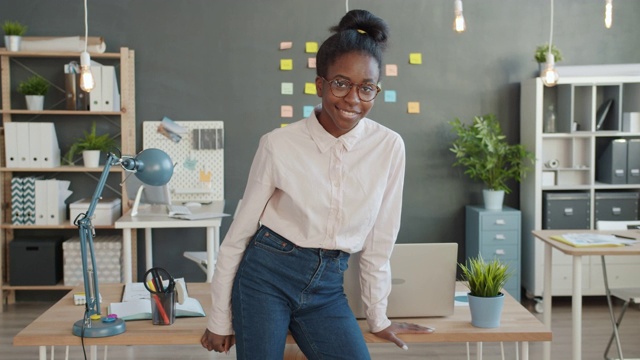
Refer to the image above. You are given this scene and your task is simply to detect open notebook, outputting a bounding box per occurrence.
[108,278,205,320]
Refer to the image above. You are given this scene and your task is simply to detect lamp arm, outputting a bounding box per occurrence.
[76,152,119,317]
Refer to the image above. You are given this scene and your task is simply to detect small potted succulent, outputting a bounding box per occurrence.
[17,75,49,111]
[534,43,563,70]
[64,122,117,167]
[2,20,27,52]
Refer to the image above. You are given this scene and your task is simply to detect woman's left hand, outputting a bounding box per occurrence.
[372,321,434,350]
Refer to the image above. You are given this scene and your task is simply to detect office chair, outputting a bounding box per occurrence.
[183,199,242,273]
[595,220,640,360]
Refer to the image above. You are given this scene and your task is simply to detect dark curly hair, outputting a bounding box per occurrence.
[316,9,389,79]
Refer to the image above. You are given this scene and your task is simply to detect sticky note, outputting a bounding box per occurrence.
[303,106,314,117]
[305,42,319,53]
[281,82,293,95]
[308,57,316,68]
[384,90,397,103]
[281,105,293,118]
[304,82,317,95]
[409,53,423,65]
[280,59,293,70]
[280,41,292,50]
[281,123,289,127]
[407,102,420,114]
[385,64,398,76]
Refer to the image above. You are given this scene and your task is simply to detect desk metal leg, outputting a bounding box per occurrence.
[476,342,482,360]
[601,255,624,359]
[122,230,132,283]
[572,255,582,360]
[206,226,217,282]
[145,228,153,271]
[542,243,553,360]
[39,346,45,360]
[521,341,528,360]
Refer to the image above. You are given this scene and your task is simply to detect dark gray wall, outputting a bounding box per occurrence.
[3,0,640,281]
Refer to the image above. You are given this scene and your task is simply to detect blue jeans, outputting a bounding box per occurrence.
[232,226,370,360]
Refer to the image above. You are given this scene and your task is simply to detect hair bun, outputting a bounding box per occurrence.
[332,9,389,49]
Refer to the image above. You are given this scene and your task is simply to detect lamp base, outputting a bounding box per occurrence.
[72,317,126,338]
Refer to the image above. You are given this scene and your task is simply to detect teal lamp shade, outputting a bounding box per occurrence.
[122,148,174,186]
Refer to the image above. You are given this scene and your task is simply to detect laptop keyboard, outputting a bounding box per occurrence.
[167,204,191,216]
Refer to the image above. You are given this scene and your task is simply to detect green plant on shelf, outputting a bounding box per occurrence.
[64,122,117,165]
[2,20,27,36]
[17,75,49,96]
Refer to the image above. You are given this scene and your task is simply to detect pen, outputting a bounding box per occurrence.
[613,234,636,240]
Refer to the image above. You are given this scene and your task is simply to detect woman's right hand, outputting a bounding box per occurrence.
[201,328,235,353]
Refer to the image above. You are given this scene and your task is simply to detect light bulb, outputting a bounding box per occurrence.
[79,51,95,92]
[541,53,559,87]
[605,0,613,29]
[453,0,466,33]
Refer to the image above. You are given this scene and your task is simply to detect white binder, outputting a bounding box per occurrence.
[15,123,31,168]
[89,65,103,111]
[46,179,72,225]
[34,179,48,225]
[4,122,19,167]
[101,66,120,112]
[28,123,61,168]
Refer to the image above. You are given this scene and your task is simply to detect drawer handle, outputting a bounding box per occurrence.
[495,234,506,240]
[495,219,506,225]
[612,207,621,215]
[564,208,573,216]
[495,249,506,255]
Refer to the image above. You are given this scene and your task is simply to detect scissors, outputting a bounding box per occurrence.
[143,267,175,294]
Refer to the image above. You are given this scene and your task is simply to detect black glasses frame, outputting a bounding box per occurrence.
[320,77,381,102]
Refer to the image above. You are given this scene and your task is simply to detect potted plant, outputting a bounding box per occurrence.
[64,122,116,167]
[2,20,27,52]
[449,114,535,209]
[534,43,563,69]
[459,255,513,328]
[17,75,49,111]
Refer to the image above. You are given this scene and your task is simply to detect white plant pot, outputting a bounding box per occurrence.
[4,35,22,52]
[483,189,505,210]
[25,95,44,111]
[82,150,101,168]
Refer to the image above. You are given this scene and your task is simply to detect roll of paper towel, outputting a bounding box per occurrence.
[623,112,640,133]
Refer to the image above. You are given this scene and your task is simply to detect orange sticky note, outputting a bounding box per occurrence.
[280,41,293,50]
[409,53,423,65]
[407,102,420,114]
[281,105,293,118]
[307,57,316,69]
[305,42,318,53]
[280,59,293,70]
[385,64,398,76]
[304,82,316,95]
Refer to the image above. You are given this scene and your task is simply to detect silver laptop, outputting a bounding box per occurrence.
[344,242,458,318]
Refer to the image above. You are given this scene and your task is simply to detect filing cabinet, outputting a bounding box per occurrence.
[465,205,521,301]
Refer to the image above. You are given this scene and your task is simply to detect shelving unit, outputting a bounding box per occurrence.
[0,48,135,309]
[520,75,640,303]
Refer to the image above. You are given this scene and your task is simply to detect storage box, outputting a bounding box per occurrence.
[9,237,65,285]
[595,192,639,222]
[63,235,122,286]
[542,171,556,186]
[543,192,591,229]
[69,198,121,226]
[623,112,640,133]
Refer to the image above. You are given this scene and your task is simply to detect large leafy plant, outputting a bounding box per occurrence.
[64,122,116,165]
[459,255,512,298]
[449,114,534,193]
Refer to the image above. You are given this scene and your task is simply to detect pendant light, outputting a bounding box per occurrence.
[79,0,95,92]
[604,0,613,29]
[541,0,559,87]
[453,0,466,33]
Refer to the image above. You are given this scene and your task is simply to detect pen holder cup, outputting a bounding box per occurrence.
[150,291,176,325]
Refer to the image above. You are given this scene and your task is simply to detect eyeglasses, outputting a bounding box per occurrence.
[321,77,381,102]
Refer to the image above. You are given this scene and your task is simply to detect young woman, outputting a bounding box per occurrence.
[201,9,433,359]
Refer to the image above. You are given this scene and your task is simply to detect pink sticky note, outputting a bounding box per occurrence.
[281,105,293,118]
[308,57,316,69]
[280,41,293,50]
[386,64,398,76]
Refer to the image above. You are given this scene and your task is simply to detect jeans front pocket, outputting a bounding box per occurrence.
[253,226,296,255]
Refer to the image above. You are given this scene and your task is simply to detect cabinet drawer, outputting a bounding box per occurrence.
[480,244,519,262]
[480,230,519,246]
[481,214,520,231]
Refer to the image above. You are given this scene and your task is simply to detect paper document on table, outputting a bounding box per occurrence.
[551,233,636,247]
[169,212,229,220]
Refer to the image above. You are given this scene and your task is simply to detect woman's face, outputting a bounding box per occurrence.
[315,52,379,137]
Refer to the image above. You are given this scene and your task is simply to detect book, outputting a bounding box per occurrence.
[108,280,206,321]
[550,233,636,247]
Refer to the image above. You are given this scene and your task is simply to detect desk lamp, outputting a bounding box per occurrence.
[72,148,173,337]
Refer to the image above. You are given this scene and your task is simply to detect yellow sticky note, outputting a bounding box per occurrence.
[280,59,293,70]
[409,53,423,65]
[407,102,420,114]
[281,105,293,118]
[307,57,316,69]
[305,42,319,53]
[280,123,289,128]
[280,41,292,50]
[304,82,317,95]
[385,64,398,76]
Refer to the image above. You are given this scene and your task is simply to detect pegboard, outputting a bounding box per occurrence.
[143,121,224,202]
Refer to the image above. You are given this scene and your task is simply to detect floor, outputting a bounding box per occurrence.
[2,296,640,359]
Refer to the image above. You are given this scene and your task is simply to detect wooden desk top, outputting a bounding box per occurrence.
[532,229,640,256]
[14,283,550,347]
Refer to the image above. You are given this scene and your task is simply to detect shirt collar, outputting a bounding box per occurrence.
[307,105,365,153]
